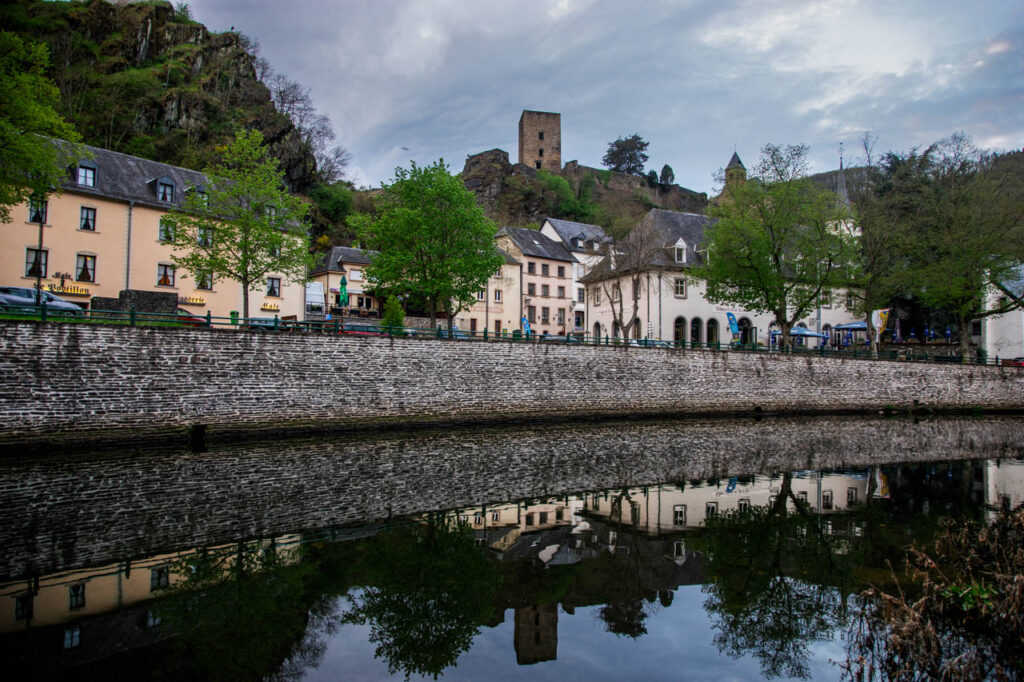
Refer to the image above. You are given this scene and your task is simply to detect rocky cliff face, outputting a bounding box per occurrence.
[4,0,315,191]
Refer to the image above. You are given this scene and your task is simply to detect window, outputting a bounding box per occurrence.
[675,247,686,263]
[673,504,687,526]
[592,498,600,511]
[69,584,85,610]
[75,254,95,282]
[797,490,808,503]
[738,498,750,513]
[556,309,565,325]
[527,262,536,274]
[821,289,832,308]
[14,594,31,621]
[266,277,281,297]
[158,182,175,202]
[491,511,499,522]
[527,305,536,323]
[350,269,363,281]
[80,207,96,231]
[477,290,486,301]
[157,264,175,287]
[525,513,534,526]
[538,131,544,140]
[28,199,47,224]
[557,286,565,298]
[77,166,96,187]
[541,263,549,276]
[541,306,549,323]
[556,509,564,521]
[557,265,565,278]
[494,266,502,278]
[541,284,549,297]
[146,610,162,628]
[846,292,855,309]
[673,541,686,558]
[612,284,621,302]
[473,513,482,525]
[494,289,502,302]
[527,283,536,295]
[64,626,81,649]
[197,226,212,247]
[538,148,544,157]
[535,161,541,169]
[674,278,686,298]
[196,271,213,290]
[25,248,47,277]
[151,567,169,592]
[705,502,718,520]
[822,490,833,510]
[847,487,858,505]
[158,219,174,242]
[593,287,601,304]
[577,288,585,303]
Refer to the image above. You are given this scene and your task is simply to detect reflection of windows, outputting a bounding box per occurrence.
[28,199,47,224]
[75,254,95,282]
[151,567,169,592]
[146,610,162,628]
[847,487,858,505]
[473,513,482,525]
[64,626,81,649]
[80,207,96,231]
[491,511,499,522]
[797,490,808,503]
[630,503,638,524]
[556,508,564,521]
[592,498,600,511]
[673,504,687,526]
[15,594,31,621]
[705,502,718,519]
[69,584,85,610]
[673,541,686,557]
[25,248,47,277]
[266,277,281,297]
[738,498,750,513]
[157,264,175,287]
[525,513,534,526]
[539,511,549,525]
[822,490,833,510]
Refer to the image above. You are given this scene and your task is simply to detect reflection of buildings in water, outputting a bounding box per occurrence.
[982,459,1024,521]
[514,603,558,665]
[582,471,871,534]
[445,498,583,554]
[0,535,301,673]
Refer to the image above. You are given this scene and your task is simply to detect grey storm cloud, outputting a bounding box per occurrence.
[189,0,1023,193]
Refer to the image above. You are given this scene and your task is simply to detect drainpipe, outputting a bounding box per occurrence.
[125,201,134,290]
[519,261,524,333]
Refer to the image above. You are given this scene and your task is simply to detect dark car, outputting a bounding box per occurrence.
[340,323,386,337]
[0,286,84,316]
[540,333,581,344]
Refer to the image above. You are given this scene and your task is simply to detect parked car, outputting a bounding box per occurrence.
[341,323,386,337]
[1008,357,1024,367]
[540,333,581,344]
[176,309,207,327]
[627,338,672,348]
[244,318,279,331]
[0,287,84,316]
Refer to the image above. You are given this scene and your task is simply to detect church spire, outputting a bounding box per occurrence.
[836,142,849,207]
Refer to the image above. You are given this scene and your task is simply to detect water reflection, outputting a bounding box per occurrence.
[1,416,1022,679]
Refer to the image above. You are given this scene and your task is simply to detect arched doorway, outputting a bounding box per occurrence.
[593,321,602,341]
[612,321,622,339]
[738,317,753,345]
[674,317,686,345]
[706,318,719,346]
[690,317,702,347]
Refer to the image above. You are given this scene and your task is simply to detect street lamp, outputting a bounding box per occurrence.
[31,193,46,309]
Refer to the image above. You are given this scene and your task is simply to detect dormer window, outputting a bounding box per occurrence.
[77,165,96,187]
[674,239,687,264]
[158,182,175,203]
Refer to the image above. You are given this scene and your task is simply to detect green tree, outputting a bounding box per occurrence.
[380,294,406,334]
[0,31,81,223]
[352,160,503,332]
[602,133,649,175]
[660,164,675,185]
[161,129,313,319]
[696,143,858,349]
[877,135,1023,359]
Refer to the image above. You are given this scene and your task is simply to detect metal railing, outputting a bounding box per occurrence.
[0,303,1010,368]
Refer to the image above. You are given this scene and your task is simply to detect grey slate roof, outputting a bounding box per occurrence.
[642,209,717,267]
[497,226,576,263]
[56,140,208,210]
[497,246,521,265]
[726,152,745,170]
[544,217,611,253]
[312,246,377,274]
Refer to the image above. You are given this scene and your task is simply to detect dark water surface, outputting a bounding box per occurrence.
[1,415,1022,680]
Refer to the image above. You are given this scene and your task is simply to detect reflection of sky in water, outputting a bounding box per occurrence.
[304,587,844,681]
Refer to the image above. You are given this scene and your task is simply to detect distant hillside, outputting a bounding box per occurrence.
[462,149,708,234]
[1,0,316,192]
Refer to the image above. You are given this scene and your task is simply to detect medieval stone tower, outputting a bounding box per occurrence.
[725,151,746,186]
[518,110,561,172]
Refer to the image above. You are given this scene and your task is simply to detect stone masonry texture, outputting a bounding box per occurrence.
[1,322,1023,444]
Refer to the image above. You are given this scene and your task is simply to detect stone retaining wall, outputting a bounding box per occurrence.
[1,321,1022,443]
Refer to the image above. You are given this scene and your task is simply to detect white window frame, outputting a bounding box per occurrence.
[494,289,502,302]
[674,278,687,298]
[266,277,281,297]
[77,166,96,187]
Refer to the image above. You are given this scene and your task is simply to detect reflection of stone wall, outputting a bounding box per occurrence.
[1,415,1022,581]
[514,603,558,664]
[1,323,1023,444]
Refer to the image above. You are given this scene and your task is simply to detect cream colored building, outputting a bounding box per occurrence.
[309,246,382,319]
[539,217,611,334]
[1,143,305,320]
[454,248,522,336]
[495,226,576,336]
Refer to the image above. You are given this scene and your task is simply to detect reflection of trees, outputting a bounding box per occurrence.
[342,517,500,679]
[155,540,330,681]
[694,473,855,679]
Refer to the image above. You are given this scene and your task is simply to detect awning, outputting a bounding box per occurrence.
[770,327,829,339]
[833,321,867,330]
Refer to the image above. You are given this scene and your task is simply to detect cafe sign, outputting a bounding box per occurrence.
[178,295,206,306]
[45,283,90,297]
[261,302,281,311]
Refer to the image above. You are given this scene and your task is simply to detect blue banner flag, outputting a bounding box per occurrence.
[726,312,739,336]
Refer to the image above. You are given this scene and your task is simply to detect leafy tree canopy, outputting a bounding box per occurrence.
[697,143,857,348]
[660,164,675,185]
[602,133,649,175]
[161,129,313,319]
[0,31,81,222]
[352,159,503,330]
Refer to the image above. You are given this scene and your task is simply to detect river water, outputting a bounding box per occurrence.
[1,415,1022,680]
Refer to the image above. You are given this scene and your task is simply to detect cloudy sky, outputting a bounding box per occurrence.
[187,0,1023,195]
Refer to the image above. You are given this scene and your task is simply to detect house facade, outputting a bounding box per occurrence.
[453,247,522,336]
[309,246,381,319]
[539,217,611,334]
[495,227,576,336]
[0,143,305,320]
